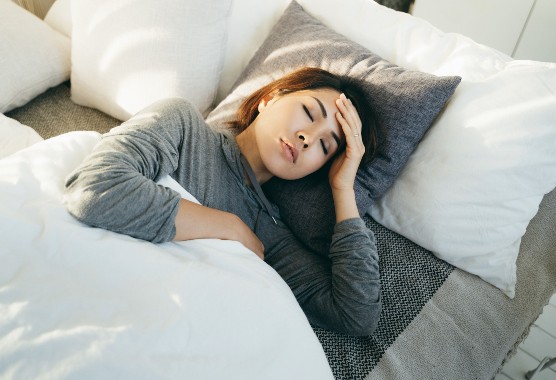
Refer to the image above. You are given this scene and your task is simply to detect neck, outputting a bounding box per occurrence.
[235,127,273,185]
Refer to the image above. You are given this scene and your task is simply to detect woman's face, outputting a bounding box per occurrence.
[252,88,345,180]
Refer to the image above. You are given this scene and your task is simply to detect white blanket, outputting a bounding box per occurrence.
[0,131,333,379]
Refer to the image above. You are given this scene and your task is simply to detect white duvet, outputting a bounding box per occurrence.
[0,130,333,379]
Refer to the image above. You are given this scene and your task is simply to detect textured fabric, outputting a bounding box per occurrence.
[206,1,461,254]
[70,0,232,121]
[0,0,70,113]
[365,188,556,380]
[315,215,454,379]
[6,83,120,139]
[64,98,381,336]
[313,188,556,380]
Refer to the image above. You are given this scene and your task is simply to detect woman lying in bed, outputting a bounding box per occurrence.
[64,67,382,336]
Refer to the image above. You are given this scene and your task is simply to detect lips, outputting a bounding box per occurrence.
[280,139,298,163]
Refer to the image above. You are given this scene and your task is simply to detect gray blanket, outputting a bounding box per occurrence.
[8,84,556,380]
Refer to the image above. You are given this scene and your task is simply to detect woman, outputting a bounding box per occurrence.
[65,67,382,336]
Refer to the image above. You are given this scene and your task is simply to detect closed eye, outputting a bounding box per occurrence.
[303,105,314,122]
[320,140,328,155]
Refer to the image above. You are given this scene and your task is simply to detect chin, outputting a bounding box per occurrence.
[272,171,295,181]
[265,158,317,181]
[276,169,309,181]
[269,167,300,181]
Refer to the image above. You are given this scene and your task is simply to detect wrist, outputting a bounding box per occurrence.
[174,199,241,241]
[332,188,359,223]
[331,186,355,196]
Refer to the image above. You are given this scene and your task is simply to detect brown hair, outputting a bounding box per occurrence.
[230,67,383,164]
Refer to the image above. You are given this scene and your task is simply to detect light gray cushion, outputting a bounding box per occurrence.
[206,1,460,253]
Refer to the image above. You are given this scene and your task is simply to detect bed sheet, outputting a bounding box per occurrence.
[0,131,334,379]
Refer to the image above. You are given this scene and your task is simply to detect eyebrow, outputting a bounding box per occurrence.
[311,96,327,118]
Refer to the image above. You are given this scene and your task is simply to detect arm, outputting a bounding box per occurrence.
[263,216,381,336]
[174,199,264,258]
[65,98,263,254]
[321,218,380,336]
[64,100,187,243]
[311,93,381,334]
[329,93,365,223]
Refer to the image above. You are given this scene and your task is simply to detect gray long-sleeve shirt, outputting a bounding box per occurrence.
[64,98,381,336]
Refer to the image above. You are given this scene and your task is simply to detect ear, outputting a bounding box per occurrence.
[257,91,278,113]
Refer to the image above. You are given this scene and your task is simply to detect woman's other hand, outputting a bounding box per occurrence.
[228,214,265,259]
[174,199,265,259]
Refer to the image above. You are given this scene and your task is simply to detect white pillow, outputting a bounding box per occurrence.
[71,0,232,121]
[0,0,70,113]
[371,61,556,297]
[216,0,290,102]
[44,0,72,38]
[0,114,43,159]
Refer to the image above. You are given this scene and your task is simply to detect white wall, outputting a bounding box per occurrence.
[411,0,556,62]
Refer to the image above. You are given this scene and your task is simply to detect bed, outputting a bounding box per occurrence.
[1,0,555,379]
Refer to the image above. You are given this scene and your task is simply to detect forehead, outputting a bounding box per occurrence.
[288,88,341,119]
[294,88,341,102]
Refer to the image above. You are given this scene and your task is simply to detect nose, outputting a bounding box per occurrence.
[297,132,309,149]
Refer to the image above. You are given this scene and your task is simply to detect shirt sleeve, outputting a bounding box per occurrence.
[64,98,204,243]
[263,217,381,336]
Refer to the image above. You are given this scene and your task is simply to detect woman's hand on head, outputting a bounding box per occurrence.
[329,93,365,192]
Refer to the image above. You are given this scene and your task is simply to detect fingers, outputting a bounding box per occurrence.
[335,93,364,153]
[330,94,365,191]
[336,93,361,133]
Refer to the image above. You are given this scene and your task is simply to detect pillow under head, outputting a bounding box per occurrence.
[206,1,460,253]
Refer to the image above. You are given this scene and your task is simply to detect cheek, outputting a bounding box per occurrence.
[282,152,327,180]
[304,150,329,172]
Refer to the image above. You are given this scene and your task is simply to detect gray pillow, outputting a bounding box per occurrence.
[206,1,461,253]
